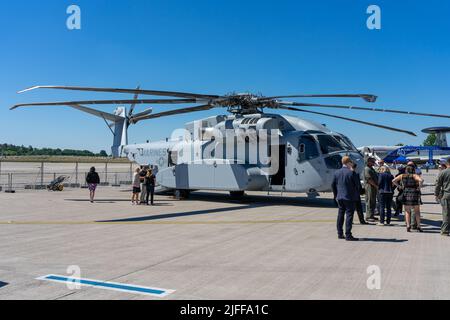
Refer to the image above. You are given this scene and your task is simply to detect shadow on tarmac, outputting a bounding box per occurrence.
[66,191,338,223]
[358,238,408,243]
[96,204,259,223]
[65,199,174,206]
[188,192,337,208]
[66,191,336,208]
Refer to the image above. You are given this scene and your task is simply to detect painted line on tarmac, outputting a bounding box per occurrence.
[37,275,175,297]
[0,219,335,225]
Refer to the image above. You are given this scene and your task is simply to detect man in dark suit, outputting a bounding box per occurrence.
[332,156,360,241]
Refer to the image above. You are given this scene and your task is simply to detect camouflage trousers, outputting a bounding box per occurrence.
[441,199,450,235]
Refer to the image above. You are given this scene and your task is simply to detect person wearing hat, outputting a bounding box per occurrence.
[331,156,360,241]
[438,160,448,171]
[364,157,379,222]
[435,158,450,236]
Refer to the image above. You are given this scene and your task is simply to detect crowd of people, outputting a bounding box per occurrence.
[332,156,450,241]
[84,165,157,205]
[84,156,450,238]
[132,166,157,205]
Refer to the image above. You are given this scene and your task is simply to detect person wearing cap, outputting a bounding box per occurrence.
[438,161,447,171]
[435,158,450,236]
[331,156,360,241]
[364,157,379,222]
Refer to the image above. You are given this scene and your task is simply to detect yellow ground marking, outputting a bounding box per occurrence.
[0,219,335,225]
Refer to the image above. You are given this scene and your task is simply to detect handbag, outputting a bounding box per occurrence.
[397,178,405,203]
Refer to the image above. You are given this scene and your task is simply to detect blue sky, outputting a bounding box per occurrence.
[1,0,449,152]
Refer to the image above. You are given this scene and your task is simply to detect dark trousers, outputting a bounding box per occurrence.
[376,192,382,216]
[337,200,355,238]
[355,198,365,224]
[379,193,393,224]
[395,190,403,215]
[146,185,155,205]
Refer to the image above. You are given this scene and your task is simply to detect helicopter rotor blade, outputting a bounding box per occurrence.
[276,101,450,119]
[128,85,140,118]
[261,94,377,103]
[18,85,223,100]
[130,104,215,124]
[11,98,207,109]
[276,105,417,137]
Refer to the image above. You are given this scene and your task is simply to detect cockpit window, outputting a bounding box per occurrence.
[298,134,320,162]
[341,135,357,150]
[333,135,355,151]
[317,135,345,154]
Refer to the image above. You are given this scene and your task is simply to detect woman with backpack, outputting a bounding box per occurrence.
[86,167,100,203]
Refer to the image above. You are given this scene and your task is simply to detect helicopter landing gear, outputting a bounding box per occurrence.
[229,191,245,199]
[174,189,190,200]
[307,189,319,199]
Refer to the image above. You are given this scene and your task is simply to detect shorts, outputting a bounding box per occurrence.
[133,187,141,194]
[88,183,97,192]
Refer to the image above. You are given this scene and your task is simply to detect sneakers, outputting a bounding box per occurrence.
[377,222,385,226]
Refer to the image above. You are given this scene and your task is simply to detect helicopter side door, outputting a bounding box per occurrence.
[285,133,324,192]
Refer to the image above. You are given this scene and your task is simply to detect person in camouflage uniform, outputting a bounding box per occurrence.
[364,157,379,221]
[435,158,450,236]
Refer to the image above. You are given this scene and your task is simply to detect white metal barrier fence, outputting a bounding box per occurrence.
[0,161,135,191]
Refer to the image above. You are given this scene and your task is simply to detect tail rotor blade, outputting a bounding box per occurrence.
[128,85,140,118]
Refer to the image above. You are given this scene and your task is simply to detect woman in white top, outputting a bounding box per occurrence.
[132,167,141,205]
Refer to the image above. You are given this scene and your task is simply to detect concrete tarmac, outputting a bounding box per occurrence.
[0,188,448,300]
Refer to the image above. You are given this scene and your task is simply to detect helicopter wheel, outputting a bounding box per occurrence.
[174,189,190,200]
[229,191,245,199]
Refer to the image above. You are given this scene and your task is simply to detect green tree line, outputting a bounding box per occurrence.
[0,144,108,157]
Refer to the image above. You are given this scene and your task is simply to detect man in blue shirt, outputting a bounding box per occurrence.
[332,156,361,241]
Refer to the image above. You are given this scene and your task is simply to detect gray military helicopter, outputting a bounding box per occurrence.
[12,86,450,198]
